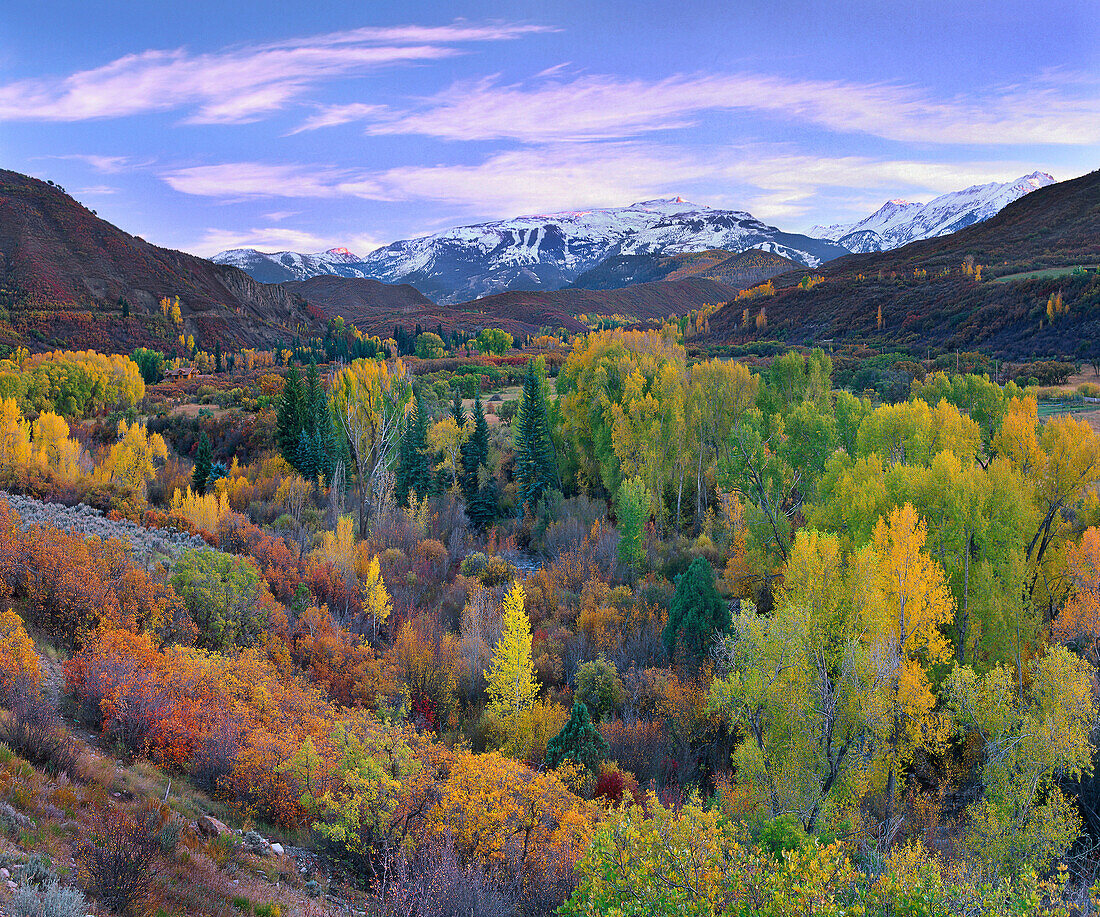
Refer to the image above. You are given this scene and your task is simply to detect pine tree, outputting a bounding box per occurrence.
[192,432,213,496]
[276,367,305,467]
[486,581,538,714]
[395,388,430,506]
[460,392,489,502]
[663,557,728,665]
[545,701,608,774]
[513,359,557,515]
[214,341,223,374]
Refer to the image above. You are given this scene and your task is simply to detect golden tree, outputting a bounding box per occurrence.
[486,582,539,715]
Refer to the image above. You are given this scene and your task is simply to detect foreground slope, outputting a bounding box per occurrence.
[705,170,1100,359]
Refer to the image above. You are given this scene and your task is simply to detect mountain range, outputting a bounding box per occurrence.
[213,174,1054,302]
[810,172,1056,253]
[215,198,851,303]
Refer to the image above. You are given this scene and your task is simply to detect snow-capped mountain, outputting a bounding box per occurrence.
[211,247,374,284]
[356,198,849,303]
[214,199,850,304]
[811,172,1056,254]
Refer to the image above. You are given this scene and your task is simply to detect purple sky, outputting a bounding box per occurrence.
[1,0,1097,256]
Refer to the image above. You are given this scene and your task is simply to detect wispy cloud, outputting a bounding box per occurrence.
[51,153,135,173]
[288,103,388,134]
[0,22,551,124]
[162,162,362,199]
[360,70,1100,146]
[193,226,385,258]
[160,146,1040,226]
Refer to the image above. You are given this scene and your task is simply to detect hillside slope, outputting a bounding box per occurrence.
[572,248,802,291]
[705,170,1100,360]
[0,169,315,352]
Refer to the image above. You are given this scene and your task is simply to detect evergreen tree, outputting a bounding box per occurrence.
[303,359,340,485]
[513,359,558,515]
[214,341,223,374]
[467,475,499,531]
[663,557,729,665]
[451,388,466,427]
[192,432,212,496]
[296,427,318,482]
[395,388,431,506]
[276,367,305,467]
[545,701,608,774]
[460,392,489,502]
[486,582,538,714]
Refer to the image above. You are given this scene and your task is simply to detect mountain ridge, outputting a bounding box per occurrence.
[214,198,851,304]
[810,172,1055,254]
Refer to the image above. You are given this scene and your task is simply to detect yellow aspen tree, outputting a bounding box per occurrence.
[0,398,31,467]
[486,581,539,715]
[98,420,168,497]
[31,411,82,479]
[358,553,392,639]
[857,503,953,845]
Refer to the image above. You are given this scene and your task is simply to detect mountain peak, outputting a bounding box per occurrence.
[811,172,1056,253]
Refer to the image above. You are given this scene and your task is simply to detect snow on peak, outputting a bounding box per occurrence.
[810,172,1055,253]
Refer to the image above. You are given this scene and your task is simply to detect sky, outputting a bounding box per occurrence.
[1,0,1097,257]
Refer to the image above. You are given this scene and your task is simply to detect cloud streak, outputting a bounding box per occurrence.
[355,70,1100,146]
[0,22,551,124]
[160,146,1041,226]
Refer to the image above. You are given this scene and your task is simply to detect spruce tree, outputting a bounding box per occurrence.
[663,557,729,665]
[395,388,430,506]
[545,701,608,774]
[451,388,466,427]
[276,367,305,467]
[467,475,499,530]
[460,392,489,503]
[214,341,223,374]
[192,433,213,496]
[513,359,557,515]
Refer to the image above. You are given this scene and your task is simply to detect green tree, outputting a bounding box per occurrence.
[451,388,465,427]
[664,557,728,664]
[192,432,212,496]
[414,332,445,359]
[129,348,164,385]
[395,388,431,506]
[545,701,608,774]
[460,392,489,502]
[170,549,271,651]
[616,476,649,575]
[476,328,513,356]
[574,656,625,721]
[486,582,538,714]
[513,358,557,514]
[946,645,1096,879]
[277,366,306,467]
